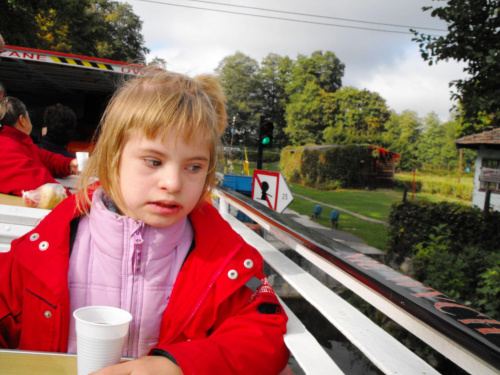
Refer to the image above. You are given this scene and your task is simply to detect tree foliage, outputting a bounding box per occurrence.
[382,110,422,171]
[412,0,500,134]
[285,81,327,145]
[284,50,345,145]
[258,53,293,148]
[322,87,390,145]
[0,0,149,63]
[286,50,344,97]
[215,52,262,146]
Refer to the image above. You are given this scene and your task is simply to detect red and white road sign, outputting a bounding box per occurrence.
[252,170,293,213]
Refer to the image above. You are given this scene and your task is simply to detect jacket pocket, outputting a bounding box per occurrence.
[20,288,60,351]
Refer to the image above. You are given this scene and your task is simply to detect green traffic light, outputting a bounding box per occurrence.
[262,136,271,145]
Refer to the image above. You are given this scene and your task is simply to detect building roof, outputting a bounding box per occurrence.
[455,128,500,150]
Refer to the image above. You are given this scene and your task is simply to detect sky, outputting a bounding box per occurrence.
[124,0,469,123]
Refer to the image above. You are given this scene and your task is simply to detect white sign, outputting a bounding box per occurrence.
[480,168,500,183]
[252,170,293,213]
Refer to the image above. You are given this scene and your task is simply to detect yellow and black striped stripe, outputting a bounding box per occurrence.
[49,56,113,71]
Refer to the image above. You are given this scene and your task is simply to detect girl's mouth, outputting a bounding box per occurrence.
[149,201,181,214]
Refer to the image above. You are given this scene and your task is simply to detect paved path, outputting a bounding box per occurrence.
[282,207,384,256]
[293,193,389,227]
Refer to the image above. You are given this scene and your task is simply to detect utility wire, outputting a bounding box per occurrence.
[184,0,447,32]
[131,0,446,36]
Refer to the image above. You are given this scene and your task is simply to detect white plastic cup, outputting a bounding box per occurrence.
[73,306,133,375]
[76,152,89,172]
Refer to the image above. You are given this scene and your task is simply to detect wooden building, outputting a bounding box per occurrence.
[456,128,500,212]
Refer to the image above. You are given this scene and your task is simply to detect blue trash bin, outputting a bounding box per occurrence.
[312,205,323,218]
[330,210,339,228]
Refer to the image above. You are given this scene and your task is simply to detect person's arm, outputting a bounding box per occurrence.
[36,147,74,178]
[0,143,64,196]
[91,356,183,375]
[158,272,288,375]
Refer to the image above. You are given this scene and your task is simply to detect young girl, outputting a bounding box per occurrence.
[0,71,289,374]
[0,96,78,196]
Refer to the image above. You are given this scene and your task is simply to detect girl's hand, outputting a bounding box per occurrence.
[70,158,79,175]
[91,356,183,375]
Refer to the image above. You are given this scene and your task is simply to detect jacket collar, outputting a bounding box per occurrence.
[0,124,32,144]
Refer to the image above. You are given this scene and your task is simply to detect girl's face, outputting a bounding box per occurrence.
[118,129,210,227]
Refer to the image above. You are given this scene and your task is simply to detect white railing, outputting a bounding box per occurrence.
[214,186,500,375]
[0,204,49,253]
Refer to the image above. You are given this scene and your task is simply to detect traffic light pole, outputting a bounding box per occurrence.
[257,116,264,170]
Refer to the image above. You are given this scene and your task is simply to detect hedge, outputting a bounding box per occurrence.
[387,201,500,318]
[280,145,377,189]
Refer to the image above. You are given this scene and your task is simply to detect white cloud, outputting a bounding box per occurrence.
[127,0,469,124]
[353,49,468,122]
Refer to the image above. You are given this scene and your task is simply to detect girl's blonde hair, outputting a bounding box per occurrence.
[78,70,227,213]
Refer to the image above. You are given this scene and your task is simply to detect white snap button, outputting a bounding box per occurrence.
[44,310,52,319]
[228,269,238,280]
[39,241,49,251]
[244,259,254,269]
[30,233,40,241]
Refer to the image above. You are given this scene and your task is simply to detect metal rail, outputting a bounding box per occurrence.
[214,186,500,375]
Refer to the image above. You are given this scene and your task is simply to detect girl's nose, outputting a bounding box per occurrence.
[159,168,182,192]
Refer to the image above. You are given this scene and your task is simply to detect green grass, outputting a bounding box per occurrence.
[222,159,472,252]
[290,183,404,222]
[289,195,389,251]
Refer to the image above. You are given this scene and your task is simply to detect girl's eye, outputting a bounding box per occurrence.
[146,159,161,167]
[187,164,201,172]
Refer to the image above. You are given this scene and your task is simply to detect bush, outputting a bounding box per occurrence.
[387,201,500,319]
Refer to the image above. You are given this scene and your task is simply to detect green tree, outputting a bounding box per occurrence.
[286,50,344,97]
[417,112,447,168]
[258,53,293,148]
[0,0,149,63]
[88,0,149,63]
[215,52,262,146]
[322,87,390,145]
[148,56,167,70]
[285,81,327,145]
[284,51,345,145]
[382,110,422,171]
[412,0,500,134]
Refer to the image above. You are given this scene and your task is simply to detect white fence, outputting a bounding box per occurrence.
[215,186,500,375]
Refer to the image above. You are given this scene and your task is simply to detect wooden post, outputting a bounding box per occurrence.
[484,187,492,217]
[458,148,463,183]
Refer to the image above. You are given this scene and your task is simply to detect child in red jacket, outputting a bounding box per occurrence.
[0,96,78,196]
[1,71,289,375]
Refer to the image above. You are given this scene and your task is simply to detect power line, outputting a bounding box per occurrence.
[184,0,447,32]
[131,0,446,36]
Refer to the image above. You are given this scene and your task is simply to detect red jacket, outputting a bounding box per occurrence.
[0,193,289,375]
[0,125,73,196]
